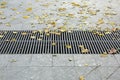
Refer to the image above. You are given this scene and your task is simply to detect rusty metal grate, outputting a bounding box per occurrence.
[0,30,120,54]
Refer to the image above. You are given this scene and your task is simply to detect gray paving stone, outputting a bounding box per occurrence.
[75,66,96,76]
[98,66,119,80]
[52,67,76,80]
[30,54,52,66]
[7,54,32,66]
[0,54,32,66]
[114,54,120,66]
[0,55,10,66]
[0,66,6,80]
[107,68,120,80]
[85,66,102,80]
[94,55,119,66]
[29,67,53,80]
[74,54,97,66]
[2,66,30,80]
[52,54,74,66]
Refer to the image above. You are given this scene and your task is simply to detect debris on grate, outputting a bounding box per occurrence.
[0,30,120,54]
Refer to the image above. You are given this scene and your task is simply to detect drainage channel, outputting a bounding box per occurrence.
[0,30,120,54]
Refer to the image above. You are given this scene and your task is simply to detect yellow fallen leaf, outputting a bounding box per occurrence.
[35,0,40,2]
[88,10,97,15]
[23,15,30,19]
[58,8,66,11]
[67,14,74,18]
[71,2,80,7]
[66,45,72,49]
[0,11,4,15]
[100,52,108,57]
[9,59,17,63]
[98,33,104,36]
[31,36,36,39]
[80,76,85,80]
[81,49,89,53]
[11,8,17,11]
[84,64,89,66]
[97,18,104,25]
[50,21,56,27]
[52,42,56,46]
[1,1,7,5]
[32,30,38,33]
[46,33,50,36]
[37,38,42,41]
[16,12,20,14]
[21,32,27,35]
[26,7,32,12]
[0,35,3,38]
[55,32,61,35]
[1,16,6,19]
[79,45,84,49]
[13,31,18,34]
[0,5,6,8]
[11,38,16,42]
[105,31,111,34]
[5,23,11,26]
[109,22,115,26]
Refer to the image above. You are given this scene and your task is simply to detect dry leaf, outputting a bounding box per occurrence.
[58,8,66,11]
[80,76,85,80]
[1,1,7,5]
[100,52,108,57]
[9,59,17,63]
[108,48,117,54]
[21,32,27,35]
[0,35,3,38]
[52,42,56,46]
[37,38,42,41]
[88,10,97,15]
[46,33,50,36]
[82,49,89,53]
[84,64,89,66]
[71,2,80,7]
[97,18,104,25]
[112,28,117,32]
[11,8,17,11]
[13,31,18,34]
[66,45,72,49]
[50,21,56,27]
[23,16,30,19]
[0,11,4,15]
[26,7,32,12]
[105,31,111,34]
[31,36,36,39]
[55,32,61,35]
[1,16,6,19]
[5,23,11,26]
[11,38,16,42]
[16,12,20,14]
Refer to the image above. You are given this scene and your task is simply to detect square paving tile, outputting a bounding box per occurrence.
[114,54,120,66]
[107,68,120,80]
[30,54,52,66]
[94,54,119,66]
[52,54,74,66]
[74,54,97,66]
[52,67,76,80]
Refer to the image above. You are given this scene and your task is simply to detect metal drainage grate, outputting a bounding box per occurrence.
[0,30,120,54]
